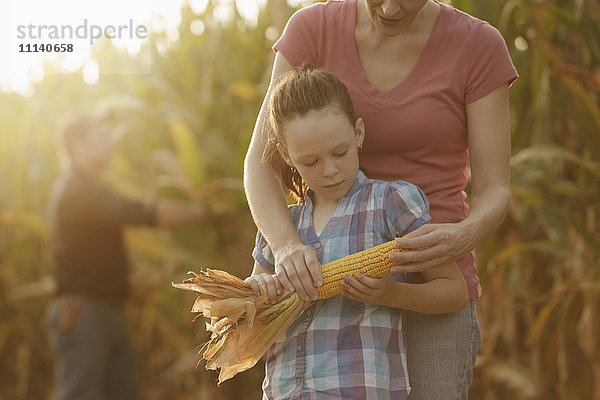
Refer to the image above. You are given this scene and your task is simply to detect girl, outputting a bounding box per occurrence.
[245,64,468,400]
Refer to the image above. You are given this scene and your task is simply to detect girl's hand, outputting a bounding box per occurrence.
[244,273,284,304]
[390,223,476,273]
[341,273,396,307]
[272,242,322,302]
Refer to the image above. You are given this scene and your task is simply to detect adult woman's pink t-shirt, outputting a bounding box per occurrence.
[273,0,518,299]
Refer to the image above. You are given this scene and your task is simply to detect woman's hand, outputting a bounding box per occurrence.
[390,222,477,273]
[245,273,284,304]
[341,273,396,307]
[273,242,323,302]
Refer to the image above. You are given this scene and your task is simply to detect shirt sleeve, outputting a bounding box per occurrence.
[252,230,275,272]
[99,192,157,226]
[465,21,518,104]
[272,4,323,67]
[384,182,431,238]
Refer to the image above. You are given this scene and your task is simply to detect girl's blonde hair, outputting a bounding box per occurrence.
[263,64,356,202]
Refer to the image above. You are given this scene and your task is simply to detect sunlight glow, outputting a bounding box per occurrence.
[82,59,99,85]
[1,0,268,95]
[190,19,206,36]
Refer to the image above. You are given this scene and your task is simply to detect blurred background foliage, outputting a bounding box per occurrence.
[0,0,598,399]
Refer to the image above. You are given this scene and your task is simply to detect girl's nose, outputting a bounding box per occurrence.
[322,159,338,177]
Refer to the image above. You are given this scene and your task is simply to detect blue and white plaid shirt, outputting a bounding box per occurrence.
[253,170,430,400]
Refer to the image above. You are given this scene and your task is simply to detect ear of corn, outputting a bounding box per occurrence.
[317,239,403,299]
[173,239,403,384]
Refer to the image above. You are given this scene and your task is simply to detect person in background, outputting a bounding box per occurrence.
[243,0,518,398]
[46,111,205,400]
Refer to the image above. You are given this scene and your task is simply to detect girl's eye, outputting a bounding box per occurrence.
[333,150,348,157]
[303,160,318,167]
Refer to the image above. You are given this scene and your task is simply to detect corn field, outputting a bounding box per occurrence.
[0,1,598,399]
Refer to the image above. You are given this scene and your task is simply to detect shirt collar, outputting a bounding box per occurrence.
[344,169,368,199]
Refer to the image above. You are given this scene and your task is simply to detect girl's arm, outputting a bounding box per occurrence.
[341,262,469,314]
[390,83,511,273]
[243,52,322,302]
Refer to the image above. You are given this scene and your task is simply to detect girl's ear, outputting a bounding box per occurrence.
[355,117,365,148]
[276,142,294,168]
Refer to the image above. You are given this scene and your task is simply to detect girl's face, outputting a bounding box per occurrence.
[277,106,365,204]
[363,0,429,36]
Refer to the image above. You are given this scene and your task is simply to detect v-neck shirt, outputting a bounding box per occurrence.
[273,0,518,299]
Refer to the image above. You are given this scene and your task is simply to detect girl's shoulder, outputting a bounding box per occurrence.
[364,177,428,207]
[360,178,430,238]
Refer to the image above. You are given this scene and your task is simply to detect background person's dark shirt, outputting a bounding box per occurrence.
[48,169,156,302]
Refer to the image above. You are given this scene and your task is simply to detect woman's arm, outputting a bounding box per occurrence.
[243,52,322,301]
[390,83,511,273]
[341,262,469,314]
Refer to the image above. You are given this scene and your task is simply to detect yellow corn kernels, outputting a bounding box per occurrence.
[317,240,404,299]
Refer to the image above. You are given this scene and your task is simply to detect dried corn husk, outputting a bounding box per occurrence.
[173,240,403,384]
[172,269,308,384]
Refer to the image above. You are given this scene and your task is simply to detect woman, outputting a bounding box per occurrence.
[243,0,517,398]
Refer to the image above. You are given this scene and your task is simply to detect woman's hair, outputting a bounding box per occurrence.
[263,64,356,203]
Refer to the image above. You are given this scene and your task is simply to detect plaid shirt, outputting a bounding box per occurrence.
[253,171,431,400]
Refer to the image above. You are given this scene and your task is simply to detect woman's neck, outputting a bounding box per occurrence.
[356,0,439,40]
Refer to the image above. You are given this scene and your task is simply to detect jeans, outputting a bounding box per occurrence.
[405,300,481,400]
[46,298,137,400]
